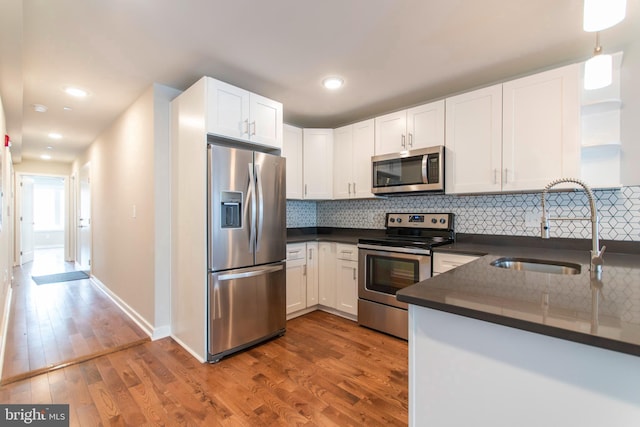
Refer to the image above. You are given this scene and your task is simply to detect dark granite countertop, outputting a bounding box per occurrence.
[286,227,385,245]
[398,238,640,357]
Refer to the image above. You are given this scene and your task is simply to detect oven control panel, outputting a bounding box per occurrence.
[386,213,453,230]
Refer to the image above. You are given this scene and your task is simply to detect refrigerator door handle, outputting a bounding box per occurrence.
[216,264,284,281]
[255,163,264,252]
[246,162,256,253]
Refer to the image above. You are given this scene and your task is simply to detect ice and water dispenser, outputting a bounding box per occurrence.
[220,191,242,228]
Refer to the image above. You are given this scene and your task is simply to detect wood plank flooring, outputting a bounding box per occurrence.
[2,249,149,384]
[0,311,409,426]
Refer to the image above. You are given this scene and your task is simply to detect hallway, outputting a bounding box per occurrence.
[1,249,149,384]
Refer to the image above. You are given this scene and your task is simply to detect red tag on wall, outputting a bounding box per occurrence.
[4,135,10,147]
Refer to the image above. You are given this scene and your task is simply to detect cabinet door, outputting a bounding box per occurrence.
[333,124,354,199]
[375,110,407,155]
[303,129,334,199]
[352,119,375,198]
[283,124,303,199]
[502,64,580,191]
[286,262,306,314]
[445,85,503,194]
[206,78,250,140]
[432,252,479,276]
[306,242,319,306]
[336,259,358,316]
[249,93,283,149]
[318,242,336,308]
[286,243,307,315]
[406,100,445,150]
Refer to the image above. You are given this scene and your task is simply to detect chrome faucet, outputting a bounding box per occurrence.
[540,178,606,274]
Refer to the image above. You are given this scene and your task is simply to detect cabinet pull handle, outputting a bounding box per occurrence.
[352,268,356,280]
[348,183,351,195]
[352,182,356,194]
[305,184,308,196]
[493,168,498,184]
[408,133,413,147]
[401,134,406,148]
[243,119,249,135]
[251,121,256,136]
[308,248,313,260]
[304,265,307,276]
[503,168,509,184]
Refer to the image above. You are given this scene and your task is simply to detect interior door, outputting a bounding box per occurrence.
[77,162,91,271]
[20,176,35,264]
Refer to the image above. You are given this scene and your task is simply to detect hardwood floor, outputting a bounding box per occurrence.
[1,249,149,384]
[0,311,409,426]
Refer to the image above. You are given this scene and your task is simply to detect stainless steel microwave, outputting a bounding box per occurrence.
[371,146,445,195]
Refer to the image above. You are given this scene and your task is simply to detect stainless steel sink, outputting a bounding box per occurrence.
[490,257,581,275]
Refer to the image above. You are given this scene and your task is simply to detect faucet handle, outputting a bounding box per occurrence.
[592,245,607,266]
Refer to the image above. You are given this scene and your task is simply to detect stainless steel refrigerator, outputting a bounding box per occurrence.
[207,141,286,362]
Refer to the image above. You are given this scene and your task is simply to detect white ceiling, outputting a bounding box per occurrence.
[1,0,638,163]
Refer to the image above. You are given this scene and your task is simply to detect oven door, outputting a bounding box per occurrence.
[358,246,431,309]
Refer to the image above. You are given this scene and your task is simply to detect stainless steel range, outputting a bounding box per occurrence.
[357,213,455,339]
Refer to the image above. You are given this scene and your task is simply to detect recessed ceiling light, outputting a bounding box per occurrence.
[33,104,48,113]
[322,77,344,90]
[40,154,52,160]
[63,106,72,111]
[48,132,62,140]
[47,146,54,150]
[65,86,88,97]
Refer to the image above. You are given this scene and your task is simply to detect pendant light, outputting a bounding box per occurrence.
[584,33,612,90]
[583,0,626,32]
[582,0,626,90]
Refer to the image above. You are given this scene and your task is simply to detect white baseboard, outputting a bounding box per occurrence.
[0,287,13,380]
[170,334,207,363]
[90,275,170,341]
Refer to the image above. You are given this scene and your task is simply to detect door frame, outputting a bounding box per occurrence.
[76,162,91,272]
[14,172,72,266]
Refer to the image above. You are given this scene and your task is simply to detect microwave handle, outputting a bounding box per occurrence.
[422,154,428,184]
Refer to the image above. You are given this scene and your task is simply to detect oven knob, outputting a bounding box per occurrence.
[440,218,447,224]
[431,218,437,224]
[396,218,402,223]
[389,218,395,223]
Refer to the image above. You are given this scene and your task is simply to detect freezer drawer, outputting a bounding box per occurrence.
[208,262,286,362]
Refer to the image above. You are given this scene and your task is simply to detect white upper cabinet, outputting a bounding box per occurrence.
[282,124,303,199]
[375,100,445,155]
[302,128,334,199]
[206,78,283,149]
[445,85,503,194]
[502,64,580,191]
[446,64,580,194]
[333,119,375,199]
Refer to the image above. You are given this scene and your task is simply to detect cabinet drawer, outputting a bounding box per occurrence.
[433,253,479,275]
[336,244,358,261]
[286,243,307,261]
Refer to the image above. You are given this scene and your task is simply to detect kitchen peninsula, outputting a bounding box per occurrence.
[397,241,640,427]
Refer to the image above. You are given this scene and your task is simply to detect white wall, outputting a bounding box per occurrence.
[72,83,180,339]
[0,92,15,374]
[621,37,640,185]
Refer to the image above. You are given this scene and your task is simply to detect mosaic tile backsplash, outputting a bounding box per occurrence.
[287,186,640,241]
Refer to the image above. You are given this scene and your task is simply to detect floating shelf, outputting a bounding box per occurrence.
[581,99,622,115]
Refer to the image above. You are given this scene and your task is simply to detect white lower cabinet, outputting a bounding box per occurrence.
[287,241,358,319]
[286,243,307,315]
[335,244,358,316]
[432,252,479,276]
[318,242,337,308]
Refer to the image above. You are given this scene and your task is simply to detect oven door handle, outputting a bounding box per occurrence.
[357,243,431,256]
